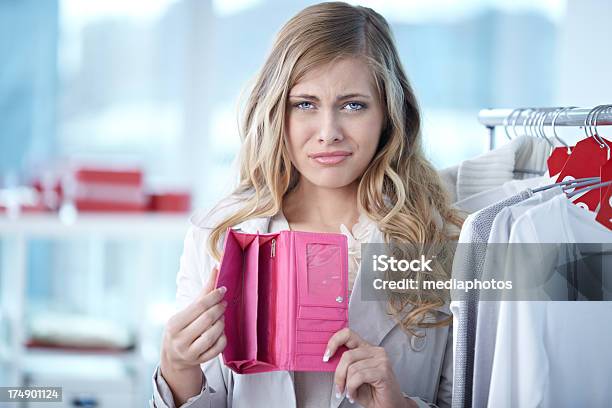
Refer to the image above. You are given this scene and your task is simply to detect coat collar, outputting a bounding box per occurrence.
[232,216,271,235]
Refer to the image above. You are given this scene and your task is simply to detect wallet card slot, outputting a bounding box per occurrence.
[297,318,345,332]
[298,305,346,320]
[296,330,335,344]
[295,342,327,356]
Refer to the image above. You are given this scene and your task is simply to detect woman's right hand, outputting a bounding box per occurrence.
[159,266,227,403]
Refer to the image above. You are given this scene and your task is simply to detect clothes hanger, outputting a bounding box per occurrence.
[524,109,536,138]
[521,108,535,138]
[508,108,549,176]
[531,176,600,194]
[537,109,556,149]
[516,109,533,139]
[592,105,612,229]
[551,107,573,149]
[547,106,576,177]
[567,180,611,198]
[503,108,522,141]
[531,106,606,194]
[554,104,612,211]
[512,108,530,139]
[589,105,611,151]
[567,105,612,227]
[567,105,611,195]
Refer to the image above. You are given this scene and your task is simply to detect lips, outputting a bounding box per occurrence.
[308,151,352,165]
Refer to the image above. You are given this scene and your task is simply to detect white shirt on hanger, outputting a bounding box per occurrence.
[487,194,612,408]
[509,193,611,243]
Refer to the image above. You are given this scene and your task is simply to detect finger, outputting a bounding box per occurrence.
[204,265,221,294]
[334,348,377,395]
[187,317,225,360]
[345,359,383,403]
[181,300,227,343]
[169,286,226,332]
[169,268,225,331]
[324,328,369,362]
[196,333,227,364]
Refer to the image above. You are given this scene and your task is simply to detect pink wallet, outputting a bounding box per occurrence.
[215,227,349,374]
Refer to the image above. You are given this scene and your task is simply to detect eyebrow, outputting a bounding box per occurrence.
[288,93,372,101]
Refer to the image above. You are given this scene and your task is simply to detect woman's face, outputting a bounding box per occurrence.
[285,57,384,190]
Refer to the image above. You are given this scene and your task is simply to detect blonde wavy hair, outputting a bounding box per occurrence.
[207,2,463,332]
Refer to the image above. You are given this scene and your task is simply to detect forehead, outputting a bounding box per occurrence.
[290,57,377,96]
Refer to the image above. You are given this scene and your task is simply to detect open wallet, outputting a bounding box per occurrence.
[215,227,349,374]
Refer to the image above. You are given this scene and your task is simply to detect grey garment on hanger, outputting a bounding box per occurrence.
[471,187,563,408]
[451,190,532,408]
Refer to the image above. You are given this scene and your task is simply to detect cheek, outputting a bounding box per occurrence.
[348,119,382,157]
[286,116,314,154]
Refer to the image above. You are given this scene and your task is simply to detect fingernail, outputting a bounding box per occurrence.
[335,385,341,399]
[322,349,331,362]
[221,300,227,307]
[347,394,354,404]
[218,286,227,294]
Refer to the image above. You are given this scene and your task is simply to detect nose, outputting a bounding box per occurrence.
[317,111,344,144]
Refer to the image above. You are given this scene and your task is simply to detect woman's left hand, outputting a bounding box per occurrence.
[324,328,415,408]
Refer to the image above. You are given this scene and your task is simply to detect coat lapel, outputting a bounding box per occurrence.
[232,216,271,235]
[347,226,398,346]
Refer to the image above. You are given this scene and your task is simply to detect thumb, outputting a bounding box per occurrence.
[203,265,221,294]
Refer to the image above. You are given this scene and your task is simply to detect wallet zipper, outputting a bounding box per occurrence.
[271,238,276,258]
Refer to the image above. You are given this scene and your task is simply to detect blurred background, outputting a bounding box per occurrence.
[1,0,611,406]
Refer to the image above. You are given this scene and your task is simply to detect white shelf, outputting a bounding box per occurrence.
[24,346,138,358]
[0,212,189,239]
[24,348,135,372]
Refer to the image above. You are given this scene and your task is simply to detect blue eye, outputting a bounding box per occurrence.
[295,101,314,110]
[344,102,365,111]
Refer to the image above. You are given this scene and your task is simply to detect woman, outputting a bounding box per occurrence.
[151,2,462,407]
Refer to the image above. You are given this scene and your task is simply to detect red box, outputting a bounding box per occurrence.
[147,191,191,213]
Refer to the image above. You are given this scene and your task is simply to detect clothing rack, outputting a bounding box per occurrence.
[477,106,612,150]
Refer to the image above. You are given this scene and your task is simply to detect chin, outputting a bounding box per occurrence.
[306,173,358,189]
